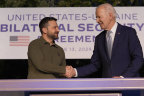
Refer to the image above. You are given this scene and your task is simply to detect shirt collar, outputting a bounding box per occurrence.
[110,22,118,34]
[39,36,58,47]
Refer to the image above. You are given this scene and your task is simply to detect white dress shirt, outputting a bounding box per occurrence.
[106,22,118,49]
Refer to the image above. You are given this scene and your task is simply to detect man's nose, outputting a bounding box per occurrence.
[57,28,60,32]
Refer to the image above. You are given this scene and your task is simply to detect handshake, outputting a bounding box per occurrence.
[64,66,76,78]
[63,66,123,78]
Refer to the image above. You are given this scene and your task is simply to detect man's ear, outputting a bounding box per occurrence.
[42,27,47,34]
[109,12,114,19]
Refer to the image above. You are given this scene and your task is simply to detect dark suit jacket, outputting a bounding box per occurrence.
[77,23,143,78]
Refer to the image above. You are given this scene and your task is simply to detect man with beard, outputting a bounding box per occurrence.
[27,17,66,79]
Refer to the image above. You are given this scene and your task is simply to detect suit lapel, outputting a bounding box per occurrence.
[111,23,122,58]
[102,30,110,62]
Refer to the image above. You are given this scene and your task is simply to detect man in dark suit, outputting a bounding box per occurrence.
[65,3,143,78]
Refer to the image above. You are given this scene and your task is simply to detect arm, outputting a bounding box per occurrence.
[122,28,143,77]
[76,37,101,77]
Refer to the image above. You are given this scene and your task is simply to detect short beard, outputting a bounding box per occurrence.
[48,34,58,40]
[53,36,59,40]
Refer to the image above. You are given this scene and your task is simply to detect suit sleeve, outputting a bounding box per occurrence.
[76,37,101,77]
[28,43,65,74]
[122,28,143,77]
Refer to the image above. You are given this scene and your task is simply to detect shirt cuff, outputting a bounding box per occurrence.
[74,68,78,77]
[120,76,124,78]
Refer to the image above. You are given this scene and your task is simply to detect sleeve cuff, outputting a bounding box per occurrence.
[120,76,124,78]
[74,68,78,77]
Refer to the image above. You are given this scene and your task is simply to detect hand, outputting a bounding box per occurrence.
[65,66,76,78]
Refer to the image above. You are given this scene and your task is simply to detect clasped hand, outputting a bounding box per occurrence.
[64,66,76,78]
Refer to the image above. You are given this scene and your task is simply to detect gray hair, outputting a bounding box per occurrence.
[97,3,117,18]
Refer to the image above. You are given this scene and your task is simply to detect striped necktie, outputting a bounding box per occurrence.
[107,31,112,59]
